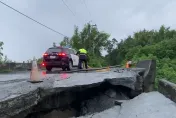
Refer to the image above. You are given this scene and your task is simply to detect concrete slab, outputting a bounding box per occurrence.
[158,79,176,103]
[0,69,143,118]
[53,70,137,89]
[77,91,176,118]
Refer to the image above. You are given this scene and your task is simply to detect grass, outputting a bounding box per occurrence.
[0,69,12,73]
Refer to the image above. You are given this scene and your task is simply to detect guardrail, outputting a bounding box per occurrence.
[158,79,176,103]
[0,63,44,71]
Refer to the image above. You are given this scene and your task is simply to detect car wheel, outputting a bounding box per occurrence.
[46,66,52,72]
[62,67,66,71]
[67,61,73,71]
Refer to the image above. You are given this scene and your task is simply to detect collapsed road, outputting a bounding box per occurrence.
[0,60,176,118]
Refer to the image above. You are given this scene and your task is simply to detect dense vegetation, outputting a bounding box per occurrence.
[60,24,176,86]
[1,23,175,85]
[106,25,176,86]
[0,42,13,73]
[60,23,117,67]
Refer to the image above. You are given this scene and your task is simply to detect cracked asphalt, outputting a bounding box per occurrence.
[0,71,30,82]
[77,92,176,118]
[1,70,176,118]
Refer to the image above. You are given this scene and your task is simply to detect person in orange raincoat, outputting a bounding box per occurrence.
[126,60,132,68]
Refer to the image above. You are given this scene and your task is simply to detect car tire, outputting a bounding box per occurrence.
[67,60,73,71]
[62,67,66,71]
[46,66,52,72]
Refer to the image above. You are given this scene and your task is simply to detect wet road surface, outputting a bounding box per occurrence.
[0,70,63,90]
[0,69,63,82]
[1,68,175,118]
[0,71,30,81]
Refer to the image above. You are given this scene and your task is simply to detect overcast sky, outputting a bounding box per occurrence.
[0,0,176,62]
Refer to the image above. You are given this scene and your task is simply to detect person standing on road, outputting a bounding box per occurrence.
[76,48,88,69]
[126,60,132,68]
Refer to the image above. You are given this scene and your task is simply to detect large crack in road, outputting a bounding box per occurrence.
[16,84,176,118]
[0,60,163,118]
[25,83,131,118]
[0,69,143,118]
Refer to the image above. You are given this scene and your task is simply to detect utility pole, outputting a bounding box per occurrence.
[53,42,56,47]
[88,21,97,55]
[92,33,100,56]
[91,25,97,56]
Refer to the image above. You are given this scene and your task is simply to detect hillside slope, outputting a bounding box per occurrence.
[106,25,176,87]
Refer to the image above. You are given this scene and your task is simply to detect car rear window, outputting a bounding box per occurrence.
[62,48,69,54]
[46,48,62,53]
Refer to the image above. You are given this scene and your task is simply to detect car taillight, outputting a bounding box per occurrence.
[43,53,48,56]
[58,52,66,56]
[41,62,45,66]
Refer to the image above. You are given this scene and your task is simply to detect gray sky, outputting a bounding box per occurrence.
[0,0,176,62]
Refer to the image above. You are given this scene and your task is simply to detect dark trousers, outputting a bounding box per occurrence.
[78,54,88,69]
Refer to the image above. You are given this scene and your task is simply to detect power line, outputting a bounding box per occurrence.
[0,0,67,37]
[61,0,85,25]
[61,0,76,16]
[83,0,91,17]
[82,0,96,25]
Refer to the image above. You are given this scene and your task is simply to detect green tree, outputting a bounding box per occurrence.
[2,55,12,63]
[60,36,71,47]
[59,23,110,67]
[37,58,43,64]
[0,41,4,63]
[4,55,8,62]
[105,25,176,87]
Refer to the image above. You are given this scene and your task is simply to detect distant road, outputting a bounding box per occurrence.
[0,71,30,82]
[0,69,65,82]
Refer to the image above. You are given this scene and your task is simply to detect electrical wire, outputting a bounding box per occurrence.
[61,0,76,16]
[82,0,97,25]
[0,0,67,37]
[61,0,85,25]
[83,0,91,17]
